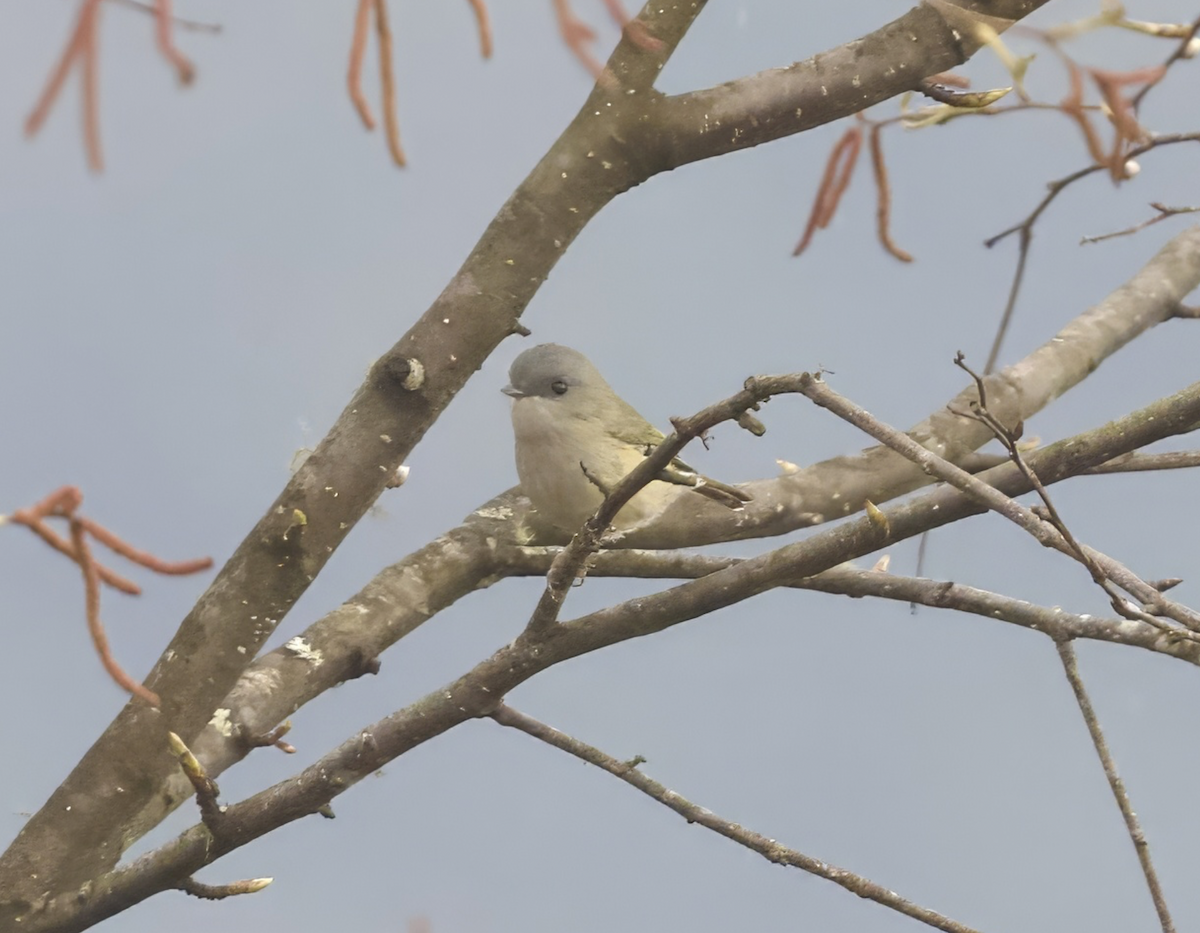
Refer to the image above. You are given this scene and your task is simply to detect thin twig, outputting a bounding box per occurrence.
[491,703,982,933]
[109,0,222,33]
[954,353,1200,632]
[1082,203,1200,245]
[982,133,1200,371]
[802,372,1200,631]
[1055,642,1176,933]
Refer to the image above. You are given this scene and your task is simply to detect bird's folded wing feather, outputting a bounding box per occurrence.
[659,457,752,509]
[612,408,751,510]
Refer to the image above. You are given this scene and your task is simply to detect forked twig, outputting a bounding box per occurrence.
[982,133,1200,371]
[952,353,1200,632]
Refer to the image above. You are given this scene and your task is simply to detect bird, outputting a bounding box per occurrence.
[502,343,751,534]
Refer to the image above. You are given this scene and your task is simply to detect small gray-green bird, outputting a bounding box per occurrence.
[503,343,751,534]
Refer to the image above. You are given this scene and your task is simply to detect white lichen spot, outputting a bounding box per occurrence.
[561,172,568,178]
[586,151,595,157]
[602,161,612,169]
[209,708,234,737]
[505,259,514,265]
[443,318,451,324]
[380,434,392,443]
[237,645,246,654]
[285,637,324,667]
[553,239,562,248]
[852,75,861,87]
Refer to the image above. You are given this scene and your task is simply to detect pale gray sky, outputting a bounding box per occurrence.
[3,2,1199,931]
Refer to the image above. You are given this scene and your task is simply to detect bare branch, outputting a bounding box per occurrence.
[649,1,1055,171]
[490,704,983,933]
[1087,451,1200,474]
[509,556,1200,661]
[1056,643,1176,933]
[0,3,1161,916]
[982,135,1200,370]
[25,371,1200,931]
[801,370,1200,631]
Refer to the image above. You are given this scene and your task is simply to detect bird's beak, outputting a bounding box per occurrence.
[501,385,525,399]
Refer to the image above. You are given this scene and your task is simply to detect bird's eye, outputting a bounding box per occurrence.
[551,380,569,396]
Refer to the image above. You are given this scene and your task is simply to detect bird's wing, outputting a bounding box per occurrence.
[609,402,751,510]
[659,456,752,508]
